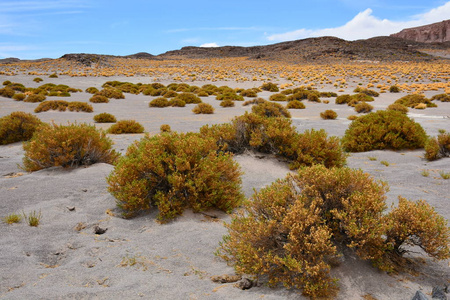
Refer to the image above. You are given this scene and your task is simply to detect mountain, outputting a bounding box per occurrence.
[390,19,450,43]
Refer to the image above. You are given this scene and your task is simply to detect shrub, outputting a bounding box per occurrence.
[68,102,93,112]
[97,88,125,99]
[218,165,449,297]
[94,113,117,123]
[260,82,279,92]
[286,100,305,109]
[252,101,291,118]
[0,87,15,98]
[342,110,428,152]
[24,93,46,103]
[192,103,214,114]
[22,123,118,172]
[240,89,258,97]
[149,97,170,107]
[425,131,450,161]
[0,112,43,145]
[353,87,379,97]
[160,124,171,132]
[162,90,178,98]
[3,213,21,224]
[347,115,358,120]
[6,82,26,92]
[175,92,201,104]
[395,94,436,108]
[354,102,373,113]
[168,98,186,107]
[220,99,235,107]
[216,92,243,101]
[269,93,287,101]
[107,120,144,134]
[197,90,209,97]
[242,97,266,106]
[319,91,338,97]
[387,103,408,113]
[89,95,109,103]
[320,110,337,120]
[49,73,58,78]
[307,93,321,102]
[430,93,450,102]
[12,93,26,101]
[34,100,69,112]
[389,85,400,93]
[107,132,244,221]
[351,93,374,103]
[3,80,12,85]
[335,94,352,105]
[85,87,99,94]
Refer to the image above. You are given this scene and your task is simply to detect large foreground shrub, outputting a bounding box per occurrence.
[0,112,43,145]
[218,165,449,297]
[22,123,118,172]
[342,110,427,152]
[425,131,450,161]
[107,132,244,222]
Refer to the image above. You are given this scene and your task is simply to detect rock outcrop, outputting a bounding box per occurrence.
[391,20,450,43]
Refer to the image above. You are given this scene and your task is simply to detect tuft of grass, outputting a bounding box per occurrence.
[368,156,377,161]
[421,170,430,177]
[23,210,42,227]
[3,213,21,224]
[380,160,389,167]
[439,171,450,180]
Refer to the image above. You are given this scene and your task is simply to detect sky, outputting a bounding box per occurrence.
[0,0,449,59]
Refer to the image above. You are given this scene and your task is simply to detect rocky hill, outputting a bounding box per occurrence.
[391,19,450,43]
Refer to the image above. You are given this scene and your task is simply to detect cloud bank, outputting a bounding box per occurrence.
[267,2,450,42]
[200,43,219,48]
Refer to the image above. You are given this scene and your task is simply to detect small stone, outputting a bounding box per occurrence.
[236,278,253,290]
[432,286,447,300]
[412,290,429,300]
[67,206,75,211]
[93,225,107,234]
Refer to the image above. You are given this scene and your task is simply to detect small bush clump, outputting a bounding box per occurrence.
[353,87,379,97]
[389,85,400,93]
[168,98,186,107]
[149,97,170,108]
[107,120,144,134]
[85,87,99,94]
[242,97,265,106]
[430,93,450,102]
[269,93,287,101]
[192,103,214,114]
[97,88,125,99]
[354,102,374,113]
[107,132,244,221]
[34,101,93,113]
[286,100,305,109]
[425,131,450,161]
[220,99,235,107]
[0,112,43,145]
[160,124,171,132]
[24,94,46,103]
[94,113,117,123]
[22,123,118,172]
[395,94,436,108]
[387,103,408,113]
[320,110,337,120]
[335,94,351,104]
[89,95,109,103]
[33,77,43,83]
[175,92,201,104]
[0,87,15,98]
[12,93,26,101]
[3,213,21,224]
[342,110,428,152]
[240,89,258,97]
[260,82,279,92]
[252,101,291,118]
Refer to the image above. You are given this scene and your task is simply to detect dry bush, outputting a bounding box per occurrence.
[196,90,209,97]
[425,131,450,161]
[168,98,186,107]
[342,110,427,152]
[389,85,400,93]
[354,102,374,113]
[34,100,69,112]
[353,87,379,97]
[0,87,15,98]
[160,124,171,132]
[33,77,43,83]
[269,93,287,101]
[387,103,408,113]
[12,93,26,101]
[162,90,178,98]
[192,103,214,114]
[175,92,202,104]
[102,81,140,94]
[0,112,43,145]
[89,95,109,103]
[93,113,117,123]
[218,165,449,297]
[286,100,305,109]
[97,88,125,99]
[430,93,450,102]
[107,132,243,222]
[149,97,170,107]
[335,94,351,104]
[395,94,436,108]
[220,99,235,107]
[67,102,93,112]
[252,101,291,118]
[24,94,46,103]
[320,110,337,120]
[22,123,118,172]
[242,97,266,106]
[107,120,144,134]
[85,87,99,94]
[260,82,279,92]
[319,91,337,97]
[216,92,244,101]
[240,89,258,97]
[347,115,358,120]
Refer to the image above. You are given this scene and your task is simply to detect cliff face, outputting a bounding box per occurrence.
[391,20,450,43]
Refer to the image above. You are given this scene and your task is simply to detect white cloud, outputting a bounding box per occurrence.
[267,2,450,42]
[200,43,219,48]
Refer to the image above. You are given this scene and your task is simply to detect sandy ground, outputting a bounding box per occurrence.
[0,74,449,300]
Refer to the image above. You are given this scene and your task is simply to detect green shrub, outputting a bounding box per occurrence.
[49,73,58,78]
[24,94,46,103]
[430,93,450,102]
[335,94,351,104]
[350,93,374,105]
[34,100,69,112]
[162,90,178,98]
[389,85,400,93]
[387,103,408,113]
[353,87,379,97]
[242,97,266,106]
[102,81,140,94]
[354,102,374,113]
[320,110,337,120]
[218,165,449,297]
[260,82,279,92]
[3,213,21,224]
[0,87,15,98]
[107,132,244,221]
[307,93,321,102]
[196,90,209,97]
[107,120,144,134]
[89,95,109,103]
[160,124,171,132]
[395,94,436,108]
[175,92,201,104]
[85,87,99,94]
[269,93,287,101]
[97,88,125,99]
[3,80,12,86]
[168,98,186,107]
[252,101,291,118]
[0,112,43,145]
[22,123,118,172]
[286,100,305,109]
[319,91,338,97]
[220,99,235,107]
[149,97,170,107]
[67,102,93,112]
[342,110,427,152]
[94,113,117,123]
[192,103,214,114]
[12,93,26,101]
[240,89,258,97]
[216,92,243,101]
[425,131,450,161]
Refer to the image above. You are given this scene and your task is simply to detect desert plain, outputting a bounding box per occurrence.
[0,56,449,300]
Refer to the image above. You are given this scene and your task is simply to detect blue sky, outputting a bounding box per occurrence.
[1,0,449,59]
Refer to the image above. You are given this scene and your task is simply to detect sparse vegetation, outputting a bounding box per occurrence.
[252,100,291,118]
[430,93,450,102]
[354,102,374,113]
[395,94,436,108]
[149,97,170,107]
[192,103,214,114]
[286,100,305,109]
[320,110,337,120]
[260,82,279,92]
[34,100,93,113]
[387,103,408,113]
[0,112,43,145]
[3,213,22,224]
[93,113,117,123]
[425,130,450,161]
[89,95,109,103]
[107,120,145,134]
[220,99,235,107]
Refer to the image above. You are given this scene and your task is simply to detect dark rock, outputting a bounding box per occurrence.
[236,278,254,290]
[93,225,107,235]
[432,286,447,300]
[412,290,429,300]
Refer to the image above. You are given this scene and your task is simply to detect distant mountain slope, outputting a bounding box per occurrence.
[390,19,450,43]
